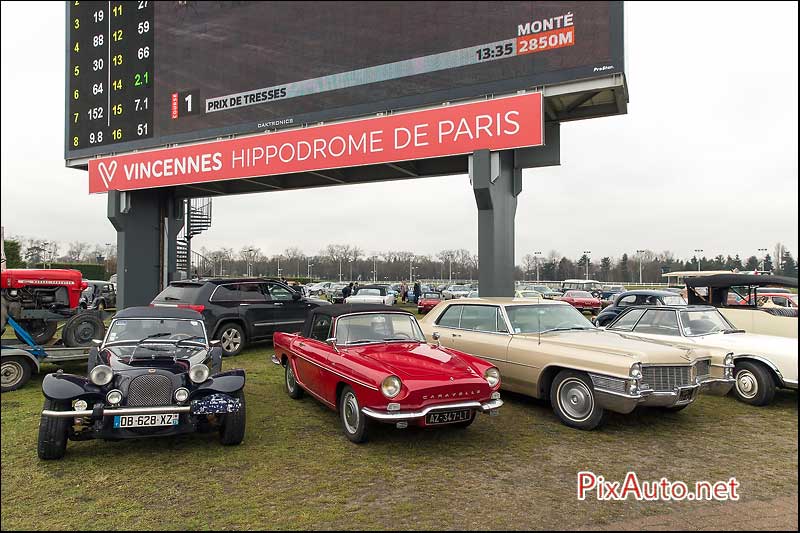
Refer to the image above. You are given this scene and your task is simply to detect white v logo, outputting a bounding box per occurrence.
[98,161,117,188]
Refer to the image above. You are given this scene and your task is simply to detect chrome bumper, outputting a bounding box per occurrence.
[361,398,503,421]
[271,354,282,366]
[42,405,192,418]
[783,379,798,390]
[698,377,736,396]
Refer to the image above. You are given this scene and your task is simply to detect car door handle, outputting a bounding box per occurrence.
[274,302,284,306]
[452,333,461,337]
[239,303,251,306]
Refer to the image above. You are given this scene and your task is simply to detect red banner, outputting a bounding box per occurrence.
[88,93,542,193]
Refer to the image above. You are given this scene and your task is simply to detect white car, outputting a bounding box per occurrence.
[307,281,335,297]
[442,285,471,299]
[605,305,797,406]
[344,285,395,306]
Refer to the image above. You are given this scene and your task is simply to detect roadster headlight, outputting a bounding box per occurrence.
[189,364,210,384]
[484,367,501,388]
[106,389,122,405]
[381,375,402,398]
[724,353,734,367]
[630,363,642,380]
[174,387,189,402]
[89,364,113,386]
[73,399,88,411]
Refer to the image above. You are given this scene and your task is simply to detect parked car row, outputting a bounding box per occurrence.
[30,273,796,459]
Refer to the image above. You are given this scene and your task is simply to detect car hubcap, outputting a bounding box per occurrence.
[1,361,23,387]
[343,392,360,434]
[221,329,241,352]
[736,370,758,399]
[558,378,593,422]
[74,321,97,344]
[286,365,297,392]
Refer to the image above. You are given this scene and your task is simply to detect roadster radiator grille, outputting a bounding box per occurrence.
[642,366,692,392]
[127,374,172,407]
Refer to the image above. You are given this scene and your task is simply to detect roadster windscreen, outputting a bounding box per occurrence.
[335,313,425,344]
[505,305,594,334]
[679,310,735,336]
[106,318,207,346]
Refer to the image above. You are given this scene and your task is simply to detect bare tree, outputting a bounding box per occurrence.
[66,241,91,262]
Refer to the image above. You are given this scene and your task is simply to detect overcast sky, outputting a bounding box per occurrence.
[1,1,797,263]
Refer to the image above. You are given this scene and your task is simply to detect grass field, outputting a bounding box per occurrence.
[1,304,797,530]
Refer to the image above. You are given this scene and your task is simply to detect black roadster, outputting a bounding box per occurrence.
[37,307,246,460]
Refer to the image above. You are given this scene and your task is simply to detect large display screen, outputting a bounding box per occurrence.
[66,1,624,163]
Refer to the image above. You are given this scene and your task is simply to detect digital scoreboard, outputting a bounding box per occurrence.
[66,1,624,165]
[67,1,154,153]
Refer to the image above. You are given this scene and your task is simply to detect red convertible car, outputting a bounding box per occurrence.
[559,290,602,315]
[272,304,503,443]
[417,292,443,314]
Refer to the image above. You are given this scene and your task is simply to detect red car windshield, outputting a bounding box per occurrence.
[566,291,593,298]
[335,313,426,344]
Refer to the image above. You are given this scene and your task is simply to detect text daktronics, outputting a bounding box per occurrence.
[88,93,542,193]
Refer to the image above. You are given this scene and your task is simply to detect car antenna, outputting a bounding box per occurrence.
[537,306,542,346]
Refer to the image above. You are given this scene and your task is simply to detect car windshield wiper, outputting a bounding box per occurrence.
[382,337,420,342]
[540,326,592,333]
[176,336,207,347]
[344,339,379,345]
[136,332,172,344]
[723,329,746,334]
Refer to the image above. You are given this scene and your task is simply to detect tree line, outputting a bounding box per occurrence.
[4,236,796,283]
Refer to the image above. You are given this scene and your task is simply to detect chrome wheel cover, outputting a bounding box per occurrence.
[1,361,23,387]
[557,378,594,422]
[735,370,758,399]
[342,392,360,434]
[286,364,297,392]
[221,328,241,352]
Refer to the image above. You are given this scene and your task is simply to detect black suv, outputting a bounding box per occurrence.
[151,278,329,356]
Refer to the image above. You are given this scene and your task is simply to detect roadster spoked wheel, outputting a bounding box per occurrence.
[219,324,245,356]
[1,356,32,392]
[733,361,775,406]
[339,385,369,443]
[550,370,605,430]
[285,360,303,399]
[37,398,71,460]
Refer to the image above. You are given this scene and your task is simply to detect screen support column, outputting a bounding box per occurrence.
[471,150,519,297]
[471,123,560,297]
[108,188,182,309]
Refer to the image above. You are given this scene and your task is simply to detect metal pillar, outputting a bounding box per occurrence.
[470,122,561,297]
[108,189,183,309]
[471,150,520,297]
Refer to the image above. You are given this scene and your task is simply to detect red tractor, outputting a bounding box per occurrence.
[1,268,105,346]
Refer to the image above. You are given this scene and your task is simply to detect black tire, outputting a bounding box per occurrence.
[452,411,477,428]
[733,361,776,406]
[219,390,246,445]
[285,360,304,399]
[62,313,105,348]
[217,323,245,356]
[15,320,58,345]
[1,356,33,392]
[550,370,605,430]
[37,398,71,460]
[339,385,369,443]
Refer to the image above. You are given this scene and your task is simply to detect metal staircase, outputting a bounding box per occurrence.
[176,198,214,277]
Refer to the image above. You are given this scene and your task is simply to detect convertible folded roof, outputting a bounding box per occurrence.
[685,274,798,289]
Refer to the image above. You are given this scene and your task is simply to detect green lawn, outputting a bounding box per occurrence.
[1,304,797,530]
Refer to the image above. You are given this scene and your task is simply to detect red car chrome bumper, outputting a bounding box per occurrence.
[361,394,502,421]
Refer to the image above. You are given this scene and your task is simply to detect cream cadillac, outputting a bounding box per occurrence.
[419,298,734,430]
[605,305,797,406]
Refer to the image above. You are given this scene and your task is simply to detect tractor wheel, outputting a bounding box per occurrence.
[63,313,105,348]
[15,320,58,345]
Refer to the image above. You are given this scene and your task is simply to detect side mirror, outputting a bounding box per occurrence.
[432,331,441,346]
[92,339,103,346]
[325,337,339,353]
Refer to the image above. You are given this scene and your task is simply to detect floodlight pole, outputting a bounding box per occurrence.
[636,249,646,284]
[694,249,703,272]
